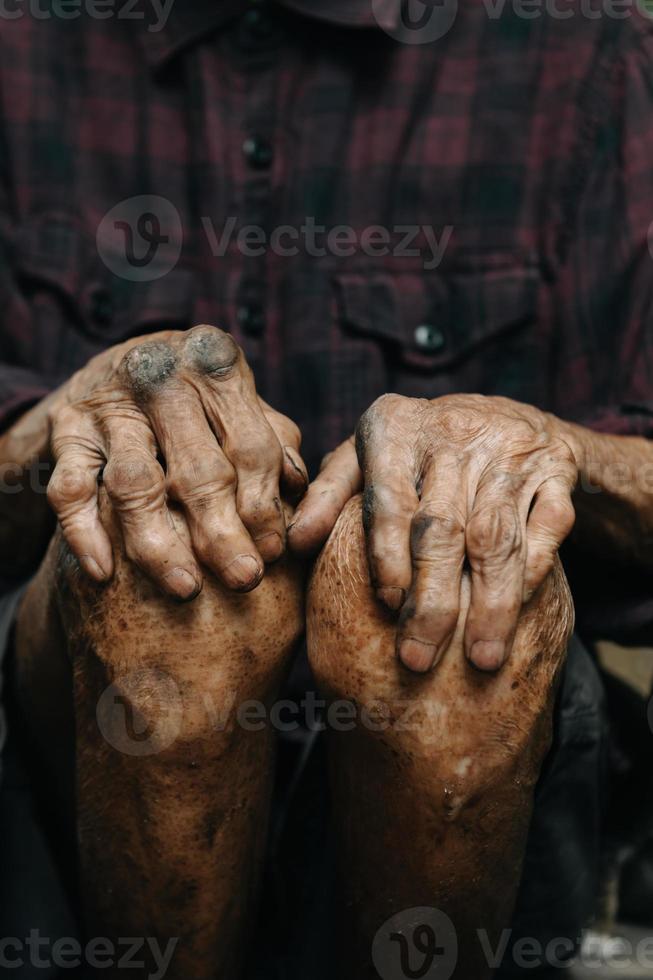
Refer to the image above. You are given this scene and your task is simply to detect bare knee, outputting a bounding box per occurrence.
[307,495,574,792]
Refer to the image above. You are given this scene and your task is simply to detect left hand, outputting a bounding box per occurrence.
[289,394,578,673]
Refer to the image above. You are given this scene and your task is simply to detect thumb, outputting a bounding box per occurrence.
[287,437,361,554]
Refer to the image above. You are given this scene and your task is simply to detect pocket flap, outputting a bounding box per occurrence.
[13,210,194,341]
[334,264,539,370]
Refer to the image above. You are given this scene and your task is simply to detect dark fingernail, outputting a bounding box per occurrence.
[254,531,284,562]
[399,638,439,673]
[226,555,263,592]
[469,640,506,672]
[285,447,308,482]
[163,567,201,600]
[376,587,406,612]
[80,555,109,582]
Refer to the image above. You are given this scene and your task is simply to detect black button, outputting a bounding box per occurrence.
[237,304,266,337]
[243,135,273,170]
[243,5,274,40]
[238,3,281,51]
[414,323,445,352]
[89,286,113,326]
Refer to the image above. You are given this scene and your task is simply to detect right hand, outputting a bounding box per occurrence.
[46,325,307,600]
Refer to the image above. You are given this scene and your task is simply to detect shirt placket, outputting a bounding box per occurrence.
[221,0,286,404]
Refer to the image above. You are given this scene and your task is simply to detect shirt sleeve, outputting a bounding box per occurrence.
[0,192,58,434]
[557,20,653,643]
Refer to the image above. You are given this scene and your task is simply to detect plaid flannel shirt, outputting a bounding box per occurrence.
[1,0,653,635]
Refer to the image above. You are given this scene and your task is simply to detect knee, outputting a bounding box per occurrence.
[307,495,574,793]
[53,499,304,754]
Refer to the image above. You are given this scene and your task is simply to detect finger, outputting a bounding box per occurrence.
[181,326,287,562]
[396,455,467,673]
[261,402,308,501]
[47,406,113,582]
[287,438,362,554]
[463,472,526,672]
[356,429,418,612]
[101,414,202,601]
[145,385,265,591]
[524,477,576,601]
[280,445,309,501]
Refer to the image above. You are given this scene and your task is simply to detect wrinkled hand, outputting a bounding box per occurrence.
[289,394,577,672]
[47,325,307,599]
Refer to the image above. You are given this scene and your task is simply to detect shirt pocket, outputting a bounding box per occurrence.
[333,260,543,404]
[11,211,195,378]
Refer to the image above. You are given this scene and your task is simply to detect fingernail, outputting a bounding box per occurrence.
[254,531,284,562]
[225,555,263,592]
[285,447,308,482]
[399,638,439,673]
[376,587,406,612]
[469,640,506,672]
[163,567,201,600]
[80,555,109,582]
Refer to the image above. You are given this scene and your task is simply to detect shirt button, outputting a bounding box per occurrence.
[237,303,266,337]
[414,323,445,353]
[238,3,280,51]
[243,5,274,40]
[243,135,273,170]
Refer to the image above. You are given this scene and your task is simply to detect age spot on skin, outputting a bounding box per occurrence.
[121,342,177,399]
[183,326,239,377]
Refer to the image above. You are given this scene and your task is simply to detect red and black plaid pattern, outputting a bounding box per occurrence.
[1,0,653,626]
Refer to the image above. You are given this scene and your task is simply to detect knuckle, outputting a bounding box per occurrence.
[104,453,161,500]
[356,394,406,457]
[167,450,235,502]
[403,587,459,630]
[466,505,521,561]
[119,342,177,398]
[238,482,281,518]
[546,496,576,535]
[47,466,95,509]
[183,324,239,377]
[227,430,283,474]
[410,509,465,552]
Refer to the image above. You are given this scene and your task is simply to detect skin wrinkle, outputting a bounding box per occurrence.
[38,325,304,597]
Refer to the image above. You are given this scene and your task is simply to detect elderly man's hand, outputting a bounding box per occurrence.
[46,325,307,599]
[289,393,578,672]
